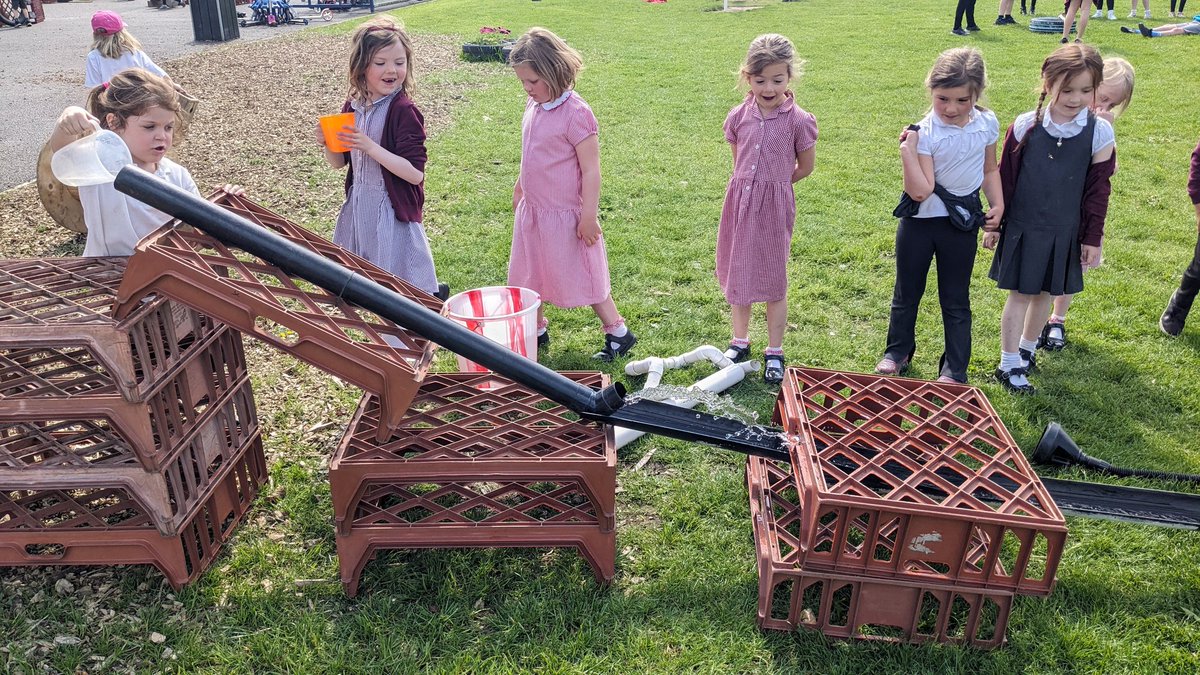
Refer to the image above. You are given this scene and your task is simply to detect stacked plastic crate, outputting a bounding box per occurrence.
[0,257,265,588]
[329,371,617,597]
[106,193,616,595]
[750,366,1068,647]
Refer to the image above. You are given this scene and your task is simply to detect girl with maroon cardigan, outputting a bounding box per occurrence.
[315,16,438,296]
[986,44,1116,395]
[1158,139,1200,336]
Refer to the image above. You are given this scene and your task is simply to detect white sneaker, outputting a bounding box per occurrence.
[1129,9,1137,16]
[1092,8,1103,16]
[1145,9,1152,17]
[1108,9,1116,18]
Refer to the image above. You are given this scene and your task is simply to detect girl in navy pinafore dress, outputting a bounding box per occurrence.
[986,44,1117,395]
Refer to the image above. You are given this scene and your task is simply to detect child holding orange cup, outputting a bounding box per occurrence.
[318,112,355,153]
[314,16,439,296]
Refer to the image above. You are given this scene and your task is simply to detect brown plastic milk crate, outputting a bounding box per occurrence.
[334,475,617,597]
[0,433,266,589]
[748,456,1013,648]
[0,375,259,535]
[773,367,1067,595]
[0,325,248,471]
[0,257,222,402]
[112,192,441,441]
[329,371,616,536]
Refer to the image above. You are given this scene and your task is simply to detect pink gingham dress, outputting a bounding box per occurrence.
[508,92,612,308]
[716,94,818,305]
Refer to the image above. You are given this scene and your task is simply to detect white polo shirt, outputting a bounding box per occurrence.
[915,107,1000,219]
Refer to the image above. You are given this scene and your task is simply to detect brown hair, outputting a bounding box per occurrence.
[92,29,142,60]
[739,34,802,82]
[85,68,183,136]
[347,16,415,104]
[508,27,583,101]
[926,47,987,102]
[1031,44,1104,131]
[1100,56,1135,117]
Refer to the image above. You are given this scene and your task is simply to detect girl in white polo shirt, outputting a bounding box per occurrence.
[876,47,1003,384]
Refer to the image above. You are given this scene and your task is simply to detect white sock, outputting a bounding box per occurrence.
[609,324,628,338]
[537,327,548,336]
[999,351,1030,385]
[999,351,1021,372]
[1019,338,1038,354]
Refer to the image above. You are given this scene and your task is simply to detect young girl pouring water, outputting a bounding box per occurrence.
[507,28,638,361]
[48,69,240,257]
[988,44,1116,395]
[317,16,440,296]
[876,47,1002,384]
[717,34,818,383]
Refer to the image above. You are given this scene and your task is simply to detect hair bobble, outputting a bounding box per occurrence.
[102,82,110,90]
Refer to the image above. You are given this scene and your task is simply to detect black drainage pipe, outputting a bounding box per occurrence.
[1034,422,1200,485]
[114,166,626,418]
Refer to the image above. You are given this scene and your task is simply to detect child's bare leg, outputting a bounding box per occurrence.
[591,296,621,329]
[998,291,1037,391]
[731,304,752,342]
[765,299,787,349]
[1001,292,1033,352]
[1052,294,1073,319]
[1021,292,1053,344]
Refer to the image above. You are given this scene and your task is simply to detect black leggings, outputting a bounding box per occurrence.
[1020,0,1037,13]
[1173,233,1200,316]
[884,216,978,382]
[1093,0,1114,9]
[1171,0,1189,12]
[954,0,978,27]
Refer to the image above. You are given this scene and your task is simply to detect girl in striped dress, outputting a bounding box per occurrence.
[717,34,818,383]
[317,17,440,296]
[507,28,637,361]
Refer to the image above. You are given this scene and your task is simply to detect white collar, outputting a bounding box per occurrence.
[540,90,572,111]
[930,108,980,131]
[1043,106,1089,130]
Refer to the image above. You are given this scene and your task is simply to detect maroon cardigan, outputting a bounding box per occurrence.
[997,121,1117,247]
[342,92,427,223]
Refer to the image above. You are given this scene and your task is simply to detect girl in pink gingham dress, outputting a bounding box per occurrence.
[717,34,818,383]
[507,28,637,362]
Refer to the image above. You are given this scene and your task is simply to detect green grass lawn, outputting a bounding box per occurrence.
[5,0,1200,672]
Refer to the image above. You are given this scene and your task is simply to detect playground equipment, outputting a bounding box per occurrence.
[6,164,1197,647]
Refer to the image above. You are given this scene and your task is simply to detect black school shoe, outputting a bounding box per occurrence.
[537,330,550,348]
[434,282,450,301]
[723,343,751,363]
[1160,290,1190,337]
[952,27,970,35]
[1018,347,1038,372]
[995,367,1036,395]
[763,353,785,384]
[593,330,637,362]
[1038,321,1066,350]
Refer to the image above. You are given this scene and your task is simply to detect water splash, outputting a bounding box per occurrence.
[625,384,761,426]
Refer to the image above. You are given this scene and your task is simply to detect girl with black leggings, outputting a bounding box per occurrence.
[954,0,981,33]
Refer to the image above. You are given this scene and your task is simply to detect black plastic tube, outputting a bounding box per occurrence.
[114,166,626,417]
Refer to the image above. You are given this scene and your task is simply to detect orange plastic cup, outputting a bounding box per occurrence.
[319,112,356,153]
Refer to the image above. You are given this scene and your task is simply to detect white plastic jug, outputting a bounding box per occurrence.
[50,128,131,187]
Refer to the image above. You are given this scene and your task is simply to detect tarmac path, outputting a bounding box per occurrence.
[0,0,405,191]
